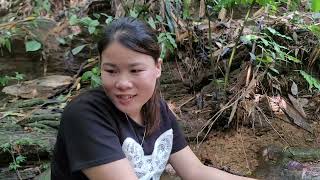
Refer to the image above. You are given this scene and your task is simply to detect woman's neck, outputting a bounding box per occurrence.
[128,112,144,126]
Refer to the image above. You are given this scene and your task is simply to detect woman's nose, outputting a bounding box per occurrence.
[115,76,133,90]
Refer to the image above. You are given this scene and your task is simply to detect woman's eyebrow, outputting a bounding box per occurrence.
[129,62,144,67]
[102,63,116,67]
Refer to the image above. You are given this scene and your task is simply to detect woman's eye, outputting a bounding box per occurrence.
[105,70,116,74]
[131,69,143,73]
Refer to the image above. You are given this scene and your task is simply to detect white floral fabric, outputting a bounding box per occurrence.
[122,129,173,180]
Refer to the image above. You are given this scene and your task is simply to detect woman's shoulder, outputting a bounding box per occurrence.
[62,87,119,120]
[61,87,120,127]
[65,87,112,109]
[159,99,176,123]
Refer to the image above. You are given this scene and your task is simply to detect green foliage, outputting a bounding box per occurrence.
[34,0,52,15]
[100,14,114,25]
[308,25,320,39]
[15,138,34,146]
[129,9,139,18]
[312,0,320,12]
[241,26,300,70]
[158,32,177,60]
[299,70,320,91]
[0,72,25,87]
[1,142,27,171]
[69,15,100,34]
[1,143,11,153]
[209,0,278,9]
[81,66,101,88]
[9,155,26,171]
[0,76,11,86]
[72,44,88,55]
[0,30,12,54]
[25,40,42,52]
[183,0,191,19]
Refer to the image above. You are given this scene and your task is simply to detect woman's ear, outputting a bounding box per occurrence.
[155,58,162,78]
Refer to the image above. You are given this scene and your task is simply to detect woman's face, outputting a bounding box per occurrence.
[100,41,161,119]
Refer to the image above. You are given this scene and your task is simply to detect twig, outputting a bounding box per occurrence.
[197,67,267,146]
[178,96,195,109]
[174,57,185,82]
[224,0,256,90]
[246,41,256,86]
[256,106,290,146]
[0,17,36,29]
[239,128,251,173]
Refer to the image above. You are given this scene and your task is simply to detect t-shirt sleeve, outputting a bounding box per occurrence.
[163,102,188,154]
[61,97,125,173]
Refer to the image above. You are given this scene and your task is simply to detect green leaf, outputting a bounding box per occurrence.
[299,70,320,91]
[249,52,256,60]
[80,17,92,26]
[266,27,292,40]
[267,27,277,34]
[129,9,139,18]
[69,15,78,25]
[183,0,191,19]
[56,37,66,45]
[14,72,25,81]
[71,44,87,55]
[240,35,258,44]
[88,26,96,34]
[312,0,320,12]
[89,20,99,27]
[91,67,100,75]
[101,14,113,24]
[93,13,100,19]
[25,40,42,52]
[81,71,93,81]
[4,39,11,52]
[260,38,269,46]
[160,43,167,60]
[91,75,101,88]
[105,16,113,24]
[156,15,163,23]
[15,155,26,164]
[166,33,177,48]
[269,67,279,74]
[308,25,320,39]
[286,54,301,63]
[147,17,156,29]
[257,56,273,64]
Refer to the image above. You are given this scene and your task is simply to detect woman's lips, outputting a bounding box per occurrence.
[116,95,137,105]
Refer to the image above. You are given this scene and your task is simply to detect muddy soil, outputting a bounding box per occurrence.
[161,61,320,178]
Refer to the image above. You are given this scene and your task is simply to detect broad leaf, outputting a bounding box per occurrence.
[299,70,320,91]
[81,71,93,81]
[312,0,320,12]
[89,20,99,27]
[88,26,96,34]
[147,17,156,29]
[71,44,87,55]
[25,40,41,52]
[56,37,66,45]
[69,15,78,25]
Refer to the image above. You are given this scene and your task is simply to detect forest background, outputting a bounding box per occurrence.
[0,0,320,179]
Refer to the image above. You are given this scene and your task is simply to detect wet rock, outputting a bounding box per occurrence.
[254,145,320,180]
[2,75,73,98]
[0,0,10,17]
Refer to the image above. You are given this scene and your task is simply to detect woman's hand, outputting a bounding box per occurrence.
[82,158,138,180]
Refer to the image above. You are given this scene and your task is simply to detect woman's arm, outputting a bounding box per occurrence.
[169,146,255,180]
[82,158,138,180]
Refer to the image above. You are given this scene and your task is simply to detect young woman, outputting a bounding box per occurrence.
[51,17,255,180]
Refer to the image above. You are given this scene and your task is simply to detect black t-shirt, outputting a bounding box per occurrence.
[51,87,187,180]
